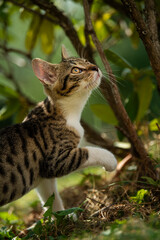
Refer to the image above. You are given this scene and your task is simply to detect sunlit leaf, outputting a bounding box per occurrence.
[25,14,41,51]
[130,189,149,204]
[94,19,108,41]
[104,49,133,69]
[90,104,118,125]
[102,12,113,21]
[0,212,19,223]
[40,19,54,54]
[149,118,160,131]
[136,77,153,123]
[77,25,85,45]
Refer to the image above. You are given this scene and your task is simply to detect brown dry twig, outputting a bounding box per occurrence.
[111,153,133,181]
[156,123,160,132]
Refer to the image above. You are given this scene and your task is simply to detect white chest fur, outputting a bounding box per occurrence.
[57,92,90,140]
[66,116,84,139]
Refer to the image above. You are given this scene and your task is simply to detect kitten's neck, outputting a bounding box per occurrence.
[55,92,90,138]
[57,92,90,122]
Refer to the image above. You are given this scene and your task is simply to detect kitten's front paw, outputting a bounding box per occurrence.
[99,149,117,172]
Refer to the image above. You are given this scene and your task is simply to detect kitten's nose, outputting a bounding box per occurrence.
[88,65,98,72]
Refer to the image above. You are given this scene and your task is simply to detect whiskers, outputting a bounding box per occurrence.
[101,69,125,88]
[93,88,107,102]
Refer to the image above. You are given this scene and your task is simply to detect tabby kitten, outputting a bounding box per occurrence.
[0,46,117,212]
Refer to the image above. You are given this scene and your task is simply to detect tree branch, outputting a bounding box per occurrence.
[6,0,59,25]
[111,153,133,182]
[83,0,151,164]
[0,44,32,60]
[145,0,159,42]
[121,0,160,92]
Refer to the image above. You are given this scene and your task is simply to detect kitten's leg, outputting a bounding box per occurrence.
[79,147,117,171]
[55,147,117,176]
[36,178,64,212]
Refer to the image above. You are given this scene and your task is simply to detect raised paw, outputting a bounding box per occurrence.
[80,146,117,172]
[102,150,117,172]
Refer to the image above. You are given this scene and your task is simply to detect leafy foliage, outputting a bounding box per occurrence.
[130,189,149,204]
[22,193,83,239]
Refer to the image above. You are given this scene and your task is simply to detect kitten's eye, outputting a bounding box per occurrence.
[71,67,82,74]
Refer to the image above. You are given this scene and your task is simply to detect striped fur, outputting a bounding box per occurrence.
[0,47,117,209]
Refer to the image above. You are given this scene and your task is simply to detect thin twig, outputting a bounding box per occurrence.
[156,123,160,132]
[111,154,133,181]
[0,44,32,59]
[6,0,59,25]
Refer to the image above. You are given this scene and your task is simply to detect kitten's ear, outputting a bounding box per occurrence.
[32,58,58,85]
[61,45,69,60]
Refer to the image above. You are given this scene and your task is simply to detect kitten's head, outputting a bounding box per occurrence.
[32,45,102,100]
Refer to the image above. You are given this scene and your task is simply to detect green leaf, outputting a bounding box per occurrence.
[25,14,41,51]
[15,106,29,123]
[43,208,52,219]
[90,104,118,125]
[136,77,153,123]
[141,177,159,186]
[0,212,19,224]
[43,193,55,221]
[117,129,124,141]
[150,88,160,117]
[40,19,54,54]
[0,100,20,120]
[0,84,19,98]
[53,207,83,218]
[44,193,55,208]
[104,49,133,69]
[0,226,15,239]
[125,91,139,122]
[20,9,31,20]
